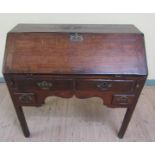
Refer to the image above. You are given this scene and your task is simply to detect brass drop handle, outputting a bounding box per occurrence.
[37,81,53,90]
[118,96,128,103]
[97,82,112,90]
[19,94,32,103]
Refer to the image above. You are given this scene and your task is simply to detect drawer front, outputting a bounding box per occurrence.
[76,79,135,93]
[14,93,36,106]
[14,79,73,91]
[112,94,135,107]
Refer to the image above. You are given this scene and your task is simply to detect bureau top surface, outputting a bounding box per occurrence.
[10,24,142,34]
[3,24,148,75]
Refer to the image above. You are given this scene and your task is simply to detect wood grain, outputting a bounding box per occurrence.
[3,25,148,75]
[2,24,148,138]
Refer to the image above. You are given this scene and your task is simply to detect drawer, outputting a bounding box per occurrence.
[14,79,73,91]
[112,94,135,107]
[14,93,37,106]
[76,79,135,93]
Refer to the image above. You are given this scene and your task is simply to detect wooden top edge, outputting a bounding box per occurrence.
[9,24,143,34]
[3,70,148,76]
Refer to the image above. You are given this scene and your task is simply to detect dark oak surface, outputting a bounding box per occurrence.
[3,24,148,138]
[3,24,147,75]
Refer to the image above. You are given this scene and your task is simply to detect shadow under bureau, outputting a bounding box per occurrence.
[3,24,148,138]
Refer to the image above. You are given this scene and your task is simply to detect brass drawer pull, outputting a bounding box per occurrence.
[97,82,112,90]
[19,94,33,103]
[117,96,128,103]
[37,81,53,90]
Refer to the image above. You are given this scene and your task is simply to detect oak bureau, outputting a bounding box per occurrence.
[3,24,148,138]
